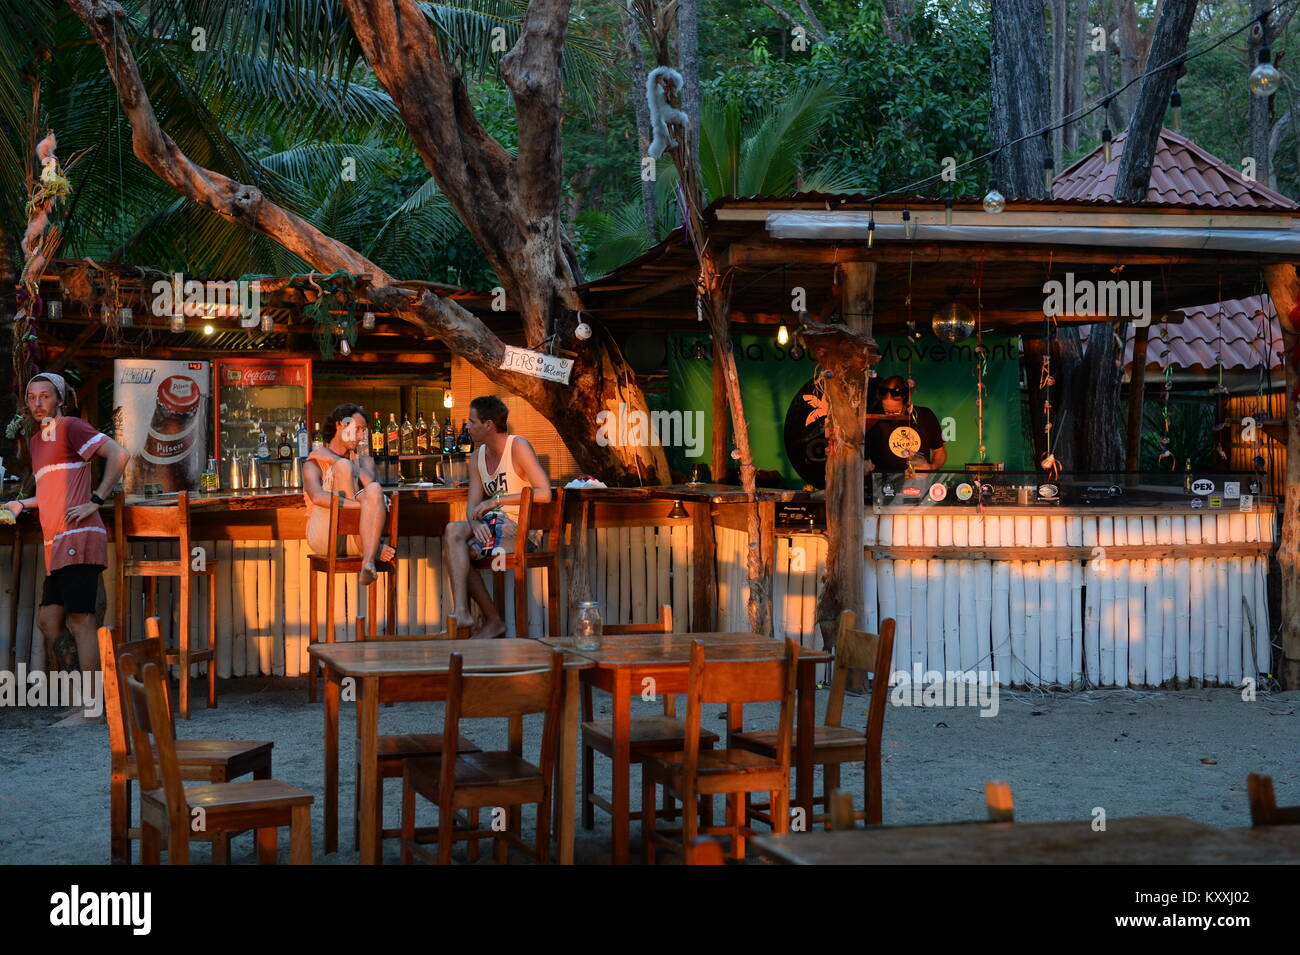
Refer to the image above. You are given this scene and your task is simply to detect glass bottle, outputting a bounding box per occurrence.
[370,415,384,457]
[442,418,456,454]
[575,601,603,651]
[200,458,219,492]
[401,413,414,455]
[255,431,271,460]
[297,420,310,457]
[386,412,400,458]
[415,413,429,454]
[458,420,473,454]
[277,429,293,460]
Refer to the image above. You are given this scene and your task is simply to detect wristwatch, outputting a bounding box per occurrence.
[90,492,104,506]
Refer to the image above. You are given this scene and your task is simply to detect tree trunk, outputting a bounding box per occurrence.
[1114,0,1194,203]
[70,0,670,485]
[624,0,658,239]
[676,0,702,180]
[1248,0,1273,189]
[1051,0,1067,170]
[814,263,875,648]
[990,0,1051,198]
[1079,321,1127,471]
[1263,263,1300,689]
[1096,0,1126,138]
[1066,0,1089,152]
[1125,323,1150,476]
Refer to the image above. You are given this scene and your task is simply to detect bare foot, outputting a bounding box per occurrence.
[359,562,377,586]
[476,617,507,640]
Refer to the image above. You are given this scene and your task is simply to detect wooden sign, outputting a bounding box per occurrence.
[499,346,573,384]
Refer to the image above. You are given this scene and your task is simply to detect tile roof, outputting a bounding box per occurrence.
[1123,296,1283,375]
[1052,128,1298,211]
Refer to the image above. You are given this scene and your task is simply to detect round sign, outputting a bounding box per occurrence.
[929,482,948,502]
[888,426,922,459]
[1190,498,1203,509]
[955,482,974,501]
[1191,478,1215,496]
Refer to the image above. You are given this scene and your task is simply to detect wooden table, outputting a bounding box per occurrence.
[309,638,589,865]
[753,816,1300,865]
[542,632,831,866]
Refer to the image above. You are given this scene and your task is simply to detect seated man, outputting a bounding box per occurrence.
[443,395,549,639]
[303,403,394,584]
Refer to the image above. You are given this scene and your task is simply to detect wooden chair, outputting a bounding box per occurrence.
[642,638,800,863]
[685,836,726,865]
[468,486,563,638]
[986,781,1015,822]
[1247,774,1300,826]
[119,652,313,864]
[307,489,401,703]
[114,491,218,719]
[99,623,274,864]
[345,612,481,851]
[733,612,895,827]
[581,604,719,831]
[400,649,564,865]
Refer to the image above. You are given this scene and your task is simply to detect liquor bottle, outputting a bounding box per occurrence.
[297,420,310,457]
[255,431,271,460]
[442,418,456,454]
[277,429,293,460]
[458,420,472,454]
[400,412,414,455]
[200,458,219,492]
[415,413,429,454]
[386,412,400,458]
[370,415,384,458]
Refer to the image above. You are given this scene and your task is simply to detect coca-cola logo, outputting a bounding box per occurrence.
[222,366,304,386]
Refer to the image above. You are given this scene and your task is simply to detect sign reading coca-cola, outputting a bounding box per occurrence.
[221,365,307,387]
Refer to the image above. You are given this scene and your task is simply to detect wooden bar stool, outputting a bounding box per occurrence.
[1247,774,1300,826]
[114,491,218,720]
[307,490,400,703]
[468,486,563,638]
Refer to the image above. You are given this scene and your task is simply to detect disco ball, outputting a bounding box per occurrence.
[931,299,976,343]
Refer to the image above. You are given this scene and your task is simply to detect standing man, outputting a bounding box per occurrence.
[4,373,128,674]
[443,396,549,638]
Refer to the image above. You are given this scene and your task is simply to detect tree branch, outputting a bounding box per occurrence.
[758,0,825,43]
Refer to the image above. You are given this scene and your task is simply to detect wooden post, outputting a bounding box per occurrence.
[711,338,727,482]
[690,499,716,632]
[816,262,876,644]
[1262,264,1300,689]
[1125,323,1150,481]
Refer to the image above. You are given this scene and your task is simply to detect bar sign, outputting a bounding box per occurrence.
[499,345,574,384]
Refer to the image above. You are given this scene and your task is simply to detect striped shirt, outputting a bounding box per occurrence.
[30,415,108,572]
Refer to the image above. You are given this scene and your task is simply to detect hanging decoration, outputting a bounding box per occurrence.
[297,269,362,360]
[1038,256,1059,479]
[974,265,987,465]
[1156,316,1175,469]
[982,183,1005,214]
[1211,281,1230,462]
[1249,12,1281,98]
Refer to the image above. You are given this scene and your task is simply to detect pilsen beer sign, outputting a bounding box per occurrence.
[498,345,573,384]
[222,365,307,387]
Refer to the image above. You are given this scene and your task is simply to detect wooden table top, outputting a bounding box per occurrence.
[120,485,470,510]
[308,638,588,678]
[541,632,831,665]
[753,816,1300,865]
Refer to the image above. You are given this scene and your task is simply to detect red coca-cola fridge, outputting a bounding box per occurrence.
[114,359,211,494]
[212,358,313,463]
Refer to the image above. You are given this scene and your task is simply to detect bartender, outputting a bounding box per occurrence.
[865,375,947,475]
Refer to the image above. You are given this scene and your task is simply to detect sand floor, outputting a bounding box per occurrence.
[0,678,1295,864]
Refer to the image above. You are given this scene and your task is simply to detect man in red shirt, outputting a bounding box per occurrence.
[4,373,128,674]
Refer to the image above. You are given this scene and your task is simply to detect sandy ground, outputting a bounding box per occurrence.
[0,678,1295,865]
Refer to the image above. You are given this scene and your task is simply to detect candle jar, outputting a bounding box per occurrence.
[575,601,603,651]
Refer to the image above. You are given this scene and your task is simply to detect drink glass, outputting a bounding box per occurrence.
[575,601,603,651]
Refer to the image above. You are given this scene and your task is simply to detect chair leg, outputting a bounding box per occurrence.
[727,793,744,860]
[308,571,318,703]
[212,835,231,865]
[641,770,657,865]
[400,780,416,865]
[467,809,481,863]
[824,763,841,831]
[177,574,192,720]
[773,784,790,835]
[439,805,456,866]
[546,561,560,638]
[256,827,278,864]
[141,821,161,865]
[581,743,595,830]
[290,805,312,865]
[386,568,397,636]
[514,567,528,639]
[207,576,218,709]
[110,774,130,865]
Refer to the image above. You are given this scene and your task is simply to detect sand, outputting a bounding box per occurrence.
[0,678,1295,864]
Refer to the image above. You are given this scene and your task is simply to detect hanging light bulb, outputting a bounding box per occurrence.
[202,323,215,336]
[1169,88,1182,130]
[443,392,454,409]
[1042,131,1055,194]
[1102,124,1113,163]
[46,300,62,320]
[866,209,876,248]
[100,304,112,325]
[1250,45,1281,97]
[362,310,376,330]
[982,183,1005,214]
[777,324,790,345]
[944,196,953,227]
[902,207,916,239]
[169,313,184,333]
[575,321,592,340]
[260,314,273,334]
[338,337,351,357]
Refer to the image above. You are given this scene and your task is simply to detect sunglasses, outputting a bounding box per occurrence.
[881,387,908,397]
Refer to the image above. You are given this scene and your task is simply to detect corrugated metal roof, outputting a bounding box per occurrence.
[1124,296,1283,374]
[1053,128,1299,211]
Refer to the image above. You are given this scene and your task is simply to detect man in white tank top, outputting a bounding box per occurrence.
[443,395,550,638]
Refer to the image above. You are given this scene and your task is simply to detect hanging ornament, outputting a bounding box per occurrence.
[1250,45,1281,97]
[982,184,1005,215]
[1102,123,1113,164]
[46,300,62,320]
[169,313,184,334]
[901,207,916,240]
[338,337,351,357]
[575,321,592,340]
[931,299,975,343]
[260,314,273,334]
[362,310,376,330]
[100,304,112,325]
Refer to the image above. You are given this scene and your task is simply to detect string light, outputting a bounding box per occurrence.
[443,393,454,409]
[1042,131,1055,194]
[777,324,790,345]
[982,182,1005,214]
[1169,88,1182,130]
[338,337,351,357]
[362,310,376,330]
[260,314,273,334]
[1101,118,1113,164]
[902,207,916,239]
[1250,47,1281,97]
[866,206,876,248]
[202,323,215,336]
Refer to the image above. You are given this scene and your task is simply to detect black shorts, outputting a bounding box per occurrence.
[40,564,105,615]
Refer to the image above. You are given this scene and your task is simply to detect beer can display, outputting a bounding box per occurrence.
[115,359,211,494]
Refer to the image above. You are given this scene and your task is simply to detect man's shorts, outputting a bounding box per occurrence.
[468,510,539,559]
[40,563,105,615]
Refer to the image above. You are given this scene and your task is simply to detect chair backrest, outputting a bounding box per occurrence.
[439,650,565,803]
[603,604,672,635]
[1248,773,1300,826]
[114,491,192,553]
[681,638,799,788]
[98,621,172,761]
[826,612,896,735]
[985,781,1015,822]
[119,654,190,853]
[512,486,564,557]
